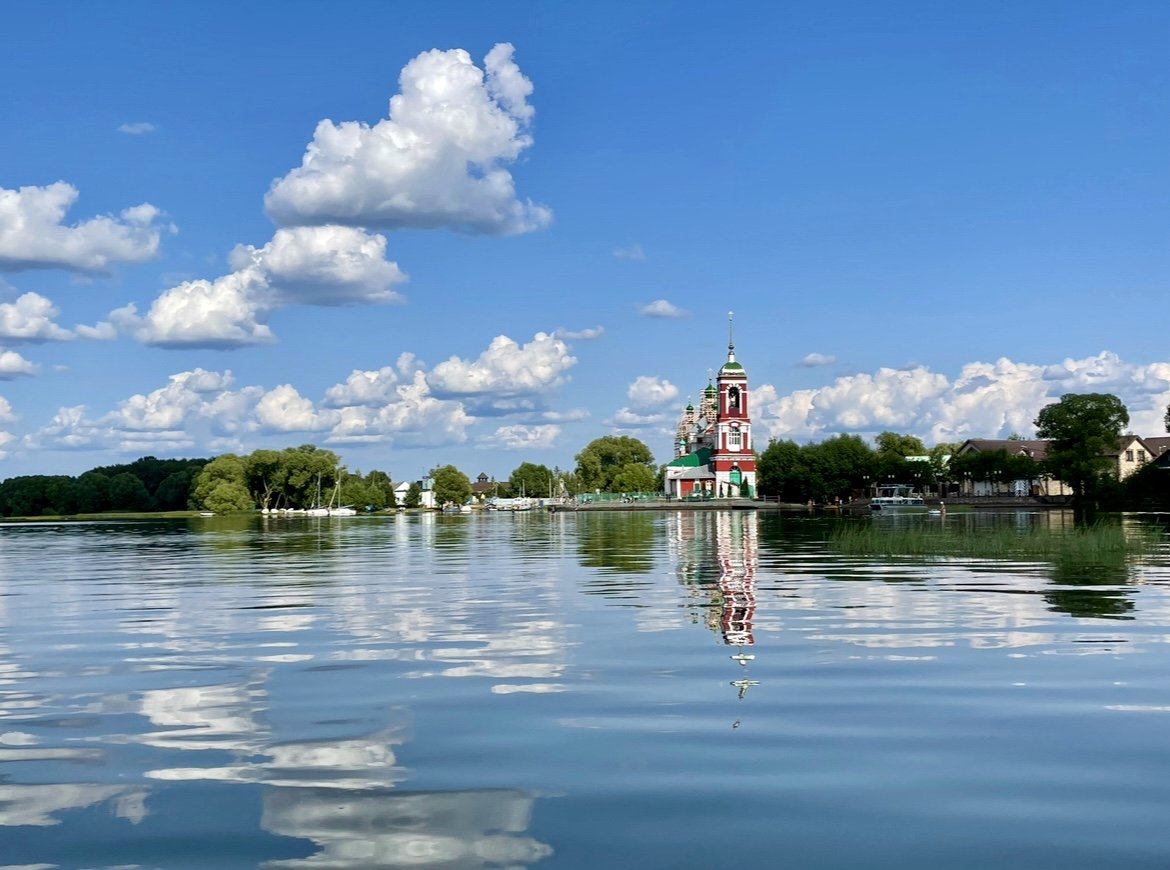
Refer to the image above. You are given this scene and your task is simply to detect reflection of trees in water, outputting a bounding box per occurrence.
[434,516,470,549]
[1045,557,1135,619]
[960,511,1142,619]
[262,787,552,869]
[576,512,657,575]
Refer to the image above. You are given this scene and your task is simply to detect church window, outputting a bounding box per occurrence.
[728,386,740,410]
[729,430,741,449]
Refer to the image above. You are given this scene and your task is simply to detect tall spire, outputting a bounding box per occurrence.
[727,311,736,362]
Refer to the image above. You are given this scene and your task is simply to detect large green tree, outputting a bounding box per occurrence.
[364,470,396,509]
[757,435,878,503]
[575,436,656,493]
[191,454,253,512]
[278,445,341,508]
[1034,393,1129,502]
[806,434,877,501]
[756,439,803,500]
[875,432,926,459]
[404,482,422,508]
[431,465,472,506]
[244,449,285,511]
[509,462,554,498]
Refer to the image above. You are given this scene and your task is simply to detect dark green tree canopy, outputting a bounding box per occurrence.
[192,454,253,513]
[1034,392,1129,501]
[575,436,656,493]
[509,462,554,498]
[756,434,879,503]
[875,432,926,459]
[405,482,423,508]
[0,457,209,517]
[432,465,472,506]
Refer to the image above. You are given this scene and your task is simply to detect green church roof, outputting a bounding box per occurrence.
[667,447,712,468]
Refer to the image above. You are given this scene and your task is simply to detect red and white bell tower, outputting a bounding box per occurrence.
[711,312,756,498]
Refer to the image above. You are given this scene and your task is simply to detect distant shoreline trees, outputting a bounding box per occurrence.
[3,395,1167,518]
[0,457,209,517]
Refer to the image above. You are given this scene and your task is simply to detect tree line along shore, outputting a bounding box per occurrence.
[3,392,1169,518]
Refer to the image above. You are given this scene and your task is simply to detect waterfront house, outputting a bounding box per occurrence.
[952,439,1071,497]
[1108,435,1158,479]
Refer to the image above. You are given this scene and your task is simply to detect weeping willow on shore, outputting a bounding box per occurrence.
[829,522,1164,561]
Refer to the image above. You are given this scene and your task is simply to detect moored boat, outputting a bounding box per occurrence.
[869,484,927,511]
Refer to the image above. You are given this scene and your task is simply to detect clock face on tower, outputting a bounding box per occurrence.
[729,421,741,430]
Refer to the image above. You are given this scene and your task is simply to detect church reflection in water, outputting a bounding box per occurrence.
[669,511,759,646]
[669,511,760,705]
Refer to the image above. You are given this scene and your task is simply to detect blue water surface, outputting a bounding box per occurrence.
[1,509,1169,869]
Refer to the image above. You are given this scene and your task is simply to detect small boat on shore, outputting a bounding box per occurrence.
[869,484,927,512]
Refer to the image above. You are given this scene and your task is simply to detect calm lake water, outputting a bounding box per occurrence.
[2,509,1170,869]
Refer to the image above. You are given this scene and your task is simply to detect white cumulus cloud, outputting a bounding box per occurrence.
[800,352,837,368]
[0,350,38,379]
[265,43,550,236]
[479,424,560,449]
[227,226,406,306]
[626,375,678,411]
[120,269,274,348]
[325,371,472,447]
[0,182,165,274]
[753,352,1170,447]
[126,226,405,348]
[106,369,235,432]
[639,299,687,319]
[552,326,604,341]
[427,332,576,413]
[607,408,670,428]
[0,291,115,344]
[255,385,336,433]
[0,394,16,456]
[322,353,422,408]
[0,292,73,342]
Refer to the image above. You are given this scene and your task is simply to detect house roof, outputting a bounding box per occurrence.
[1103,434,1152,457]
[1143,436,1170,456]
[956,439,1050,460]
[672,466,717,480]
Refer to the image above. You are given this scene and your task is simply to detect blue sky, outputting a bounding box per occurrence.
[2,1,1168,481]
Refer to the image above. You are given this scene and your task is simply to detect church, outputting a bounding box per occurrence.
[663,315,757,499]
